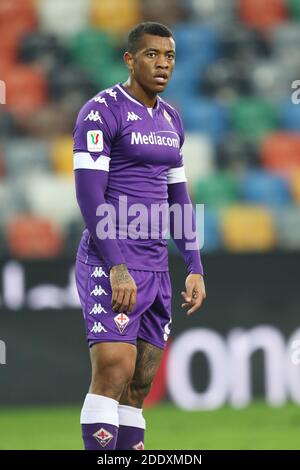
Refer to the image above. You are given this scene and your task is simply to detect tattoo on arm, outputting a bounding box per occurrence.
[113,264,132,284]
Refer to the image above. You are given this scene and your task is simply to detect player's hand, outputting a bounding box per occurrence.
[110,264,137,313]
[181,274,206,316]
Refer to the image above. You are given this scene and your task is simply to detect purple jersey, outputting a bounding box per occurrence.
[73,83,187,271]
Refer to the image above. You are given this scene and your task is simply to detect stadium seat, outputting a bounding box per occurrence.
[142,0,185,25]
[2,65,48,117]
[221,205,276,251]
[20,104,74,138]
[182,133,215,192]
[51,135,73,176]
[69,29,116,77]
[280,100,300,132]
[4,138,50,178]
[0,0,36,34]
[261,133,300,173]
[288,0,300,21]
[216,134,259,171]
[37,0,88,37]
[187,0,235,25]
[220,25,271,60]
[201,207,221,252]
[6,215,64,259]
[275,206,300,249]
[48,65,97,104]
[250,60,293,102]
[90,0,141,34]
[201,59,253,98]
[181,98,229,141]
[238,0,288,30]
[271,24,300,72]
[64,217,85,255]
[289,170,300,204]
[0,110,17,137]
[194,172,240,207]
[19,32,67,72]
[240,170,292,206]
[24,174,81,229]
[172,24,220,67]
[230,98,278,142]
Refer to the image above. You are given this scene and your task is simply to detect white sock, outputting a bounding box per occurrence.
[118,404,146,429]
[80,393,119,426]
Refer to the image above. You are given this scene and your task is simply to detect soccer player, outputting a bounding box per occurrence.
[73,22,206,450]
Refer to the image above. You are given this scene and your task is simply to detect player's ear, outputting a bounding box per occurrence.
[123,52,134,72]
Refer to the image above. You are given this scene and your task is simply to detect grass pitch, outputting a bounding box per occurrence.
[0,402,299,450]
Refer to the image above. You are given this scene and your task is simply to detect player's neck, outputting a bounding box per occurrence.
[122,79,157,108]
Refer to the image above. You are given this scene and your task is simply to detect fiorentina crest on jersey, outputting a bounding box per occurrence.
[133,441,145,450]
[93,427,113,447]
[114,313,130,334]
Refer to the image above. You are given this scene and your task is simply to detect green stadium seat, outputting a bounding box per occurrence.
[288,0,300,21]
[275,206,300,250]
[230,98,278,142]
[69,29,117,78]
[193,172,240,207]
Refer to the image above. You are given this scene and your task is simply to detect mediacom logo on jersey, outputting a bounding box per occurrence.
[87,130,104,152]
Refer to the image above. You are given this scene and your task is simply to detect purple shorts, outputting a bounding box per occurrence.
[75,258,172,350]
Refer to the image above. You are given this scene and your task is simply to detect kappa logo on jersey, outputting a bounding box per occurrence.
[93,96,108,107]
[93,428,113,447]
[87,130,103,152]
[106,88,117,100]
[127,111,142,122]
[90,322,107,333]
[89,303,107,315]
[114,313,130,334]
[133,441,145,450]
[84,109,103,123]
[91,267,108,278]
[90,285,108,296]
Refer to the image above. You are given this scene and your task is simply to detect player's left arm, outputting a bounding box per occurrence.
[168,181,206,315]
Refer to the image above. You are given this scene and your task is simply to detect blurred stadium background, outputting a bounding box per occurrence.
[1,0,300,450]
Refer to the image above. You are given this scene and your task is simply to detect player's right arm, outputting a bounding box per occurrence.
[73,99,137,313]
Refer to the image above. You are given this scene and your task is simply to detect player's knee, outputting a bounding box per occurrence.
[91,355,135,397]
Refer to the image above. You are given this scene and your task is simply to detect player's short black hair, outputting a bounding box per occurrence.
[127,22,174,54]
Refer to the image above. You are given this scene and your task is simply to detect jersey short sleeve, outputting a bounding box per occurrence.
[73,97,119,172]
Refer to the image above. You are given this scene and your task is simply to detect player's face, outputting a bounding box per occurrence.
[131,34,176,94]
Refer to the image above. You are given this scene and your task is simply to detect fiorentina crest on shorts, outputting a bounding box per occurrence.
[93,427,113,447]
[133,441,144,450]
[114,313,130,334]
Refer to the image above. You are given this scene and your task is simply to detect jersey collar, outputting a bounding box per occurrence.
[117,83,160,111]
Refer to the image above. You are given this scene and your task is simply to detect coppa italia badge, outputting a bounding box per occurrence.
[93,428,113,447]
[114,313,130,334]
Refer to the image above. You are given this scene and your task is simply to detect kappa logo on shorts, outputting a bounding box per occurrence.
[90,285,108,296]
[89,303,107,315]
[91,267,108,278]
[93,427,113,447]
[114,313,130,334]
[90,322,107,333]
[133,441,144,450]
